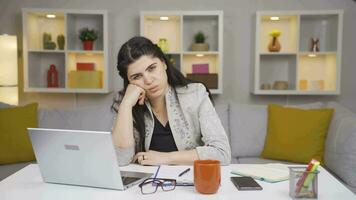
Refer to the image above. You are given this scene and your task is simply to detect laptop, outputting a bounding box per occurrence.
[27,128,153,190]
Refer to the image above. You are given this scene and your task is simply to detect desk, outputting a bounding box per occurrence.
[0,164,354,200]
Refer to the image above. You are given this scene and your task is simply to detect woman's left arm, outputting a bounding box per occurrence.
[194,85,231,165]
[134,149,199,165]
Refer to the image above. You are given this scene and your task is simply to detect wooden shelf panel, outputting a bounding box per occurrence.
[254,90,339,95]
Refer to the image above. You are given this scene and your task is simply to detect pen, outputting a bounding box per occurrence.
[178,168,190,177]
[153,165,161,179]
[152,165,161,186]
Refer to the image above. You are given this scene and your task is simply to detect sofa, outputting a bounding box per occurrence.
[0,101,355,194]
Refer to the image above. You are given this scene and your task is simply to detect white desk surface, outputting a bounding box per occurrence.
[0,164,354,200]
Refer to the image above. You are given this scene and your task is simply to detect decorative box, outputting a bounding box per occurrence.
[192,63,209,74]
[76,63,95,71]
[186,73,218,89]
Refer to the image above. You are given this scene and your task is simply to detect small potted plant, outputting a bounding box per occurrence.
[190,31,209,51]
[79,27,98,50]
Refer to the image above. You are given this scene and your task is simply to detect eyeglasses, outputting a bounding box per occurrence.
[139,178,176,194]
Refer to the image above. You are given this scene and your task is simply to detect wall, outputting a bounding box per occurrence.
[0,0,355,111]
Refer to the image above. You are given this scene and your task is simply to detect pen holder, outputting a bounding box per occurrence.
[289,167,319,199]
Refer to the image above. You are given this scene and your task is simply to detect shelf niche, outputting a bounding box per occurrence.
[259,15,298,53]
[299,14,339,52]
[67,14,104,51]
[259,55,297,91]
[297,53,337,91]
[183,15,219,52]
[26,12,65,50]
[142,15,181,53]
[28,52,65,88]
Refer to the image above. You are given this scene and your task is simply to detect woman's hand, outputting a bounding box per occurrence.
[121,84,146,107]
[133,150,172,166]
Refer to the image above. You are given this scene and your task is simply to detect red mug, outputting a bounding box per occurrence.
[194,160,221,194]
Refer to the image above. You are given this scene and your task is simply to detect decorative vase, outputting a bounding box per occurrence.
[190,43,209,51]
[57,34,65,50]
[268,36,281,52]
[47,64,59,88]
[83,40,94,50]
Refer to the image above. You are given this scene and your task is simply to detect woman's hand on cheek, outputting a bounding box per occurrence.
[133,150,172,166]
[121,84,146,107]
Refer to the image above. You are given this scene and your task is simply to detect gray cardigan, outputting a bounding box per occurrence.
[115,83,231,165]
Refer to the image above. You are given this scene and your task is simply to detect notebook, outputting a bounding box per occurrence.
[231,163,289,183]
[156,165,194,186]
[27,128,153,190]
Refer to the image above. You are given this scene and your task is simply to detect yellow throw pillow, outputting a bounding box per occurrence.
[0,103,38,164]
[261,104,334,164]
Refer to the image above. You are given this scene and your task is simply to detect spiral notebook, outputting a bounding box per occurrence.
[231,163,289,183]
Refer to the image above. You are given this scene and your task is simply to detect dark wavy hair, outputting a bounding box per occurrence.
[112,36,212,151]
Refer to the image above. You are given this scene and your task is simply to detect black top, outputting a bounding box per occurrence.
[149,114,178,152]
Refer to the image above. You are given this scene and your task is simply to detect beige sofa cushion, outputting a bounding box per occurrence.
[324,102,356,188]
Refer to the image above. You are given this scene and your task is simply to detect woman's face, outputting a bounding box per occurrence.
[127,55,168,100]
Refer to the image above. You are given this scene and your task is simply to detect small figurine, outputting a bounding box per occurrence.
[310,38,320,52]
[47,64,59,88]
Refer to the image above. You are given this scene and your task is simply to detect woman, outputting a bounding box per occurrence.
[112,36,230,166]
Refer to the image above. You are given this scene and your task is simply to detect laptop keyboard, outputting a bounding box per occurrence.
[122,176,141,185]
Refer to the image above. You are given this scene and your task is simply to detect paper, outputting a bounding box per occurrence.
[231,163,289,183]
[157,165,194,185]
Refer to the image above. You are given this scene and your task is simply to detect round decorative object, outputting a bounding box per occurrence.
[273,81,288,90]
[260,83,271,90]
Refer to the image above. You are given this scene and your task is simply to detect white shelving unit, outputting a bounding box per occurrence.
[22,8,110,93]
[254,10,343,95]
[140,11,223,94]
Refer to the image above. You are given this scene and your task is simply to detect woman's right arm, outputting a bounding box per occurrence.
[112,84,146,166]
[112,101,135,148]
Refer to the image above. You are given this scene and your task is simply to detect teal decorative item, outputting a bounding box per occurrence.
[43,32,56,50]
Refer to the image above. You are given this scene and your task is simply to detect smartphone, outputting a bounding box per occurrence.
[230,177,263,191]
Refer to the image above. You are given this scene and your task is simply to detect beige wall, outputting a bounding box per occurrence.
[0,0,355,111]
